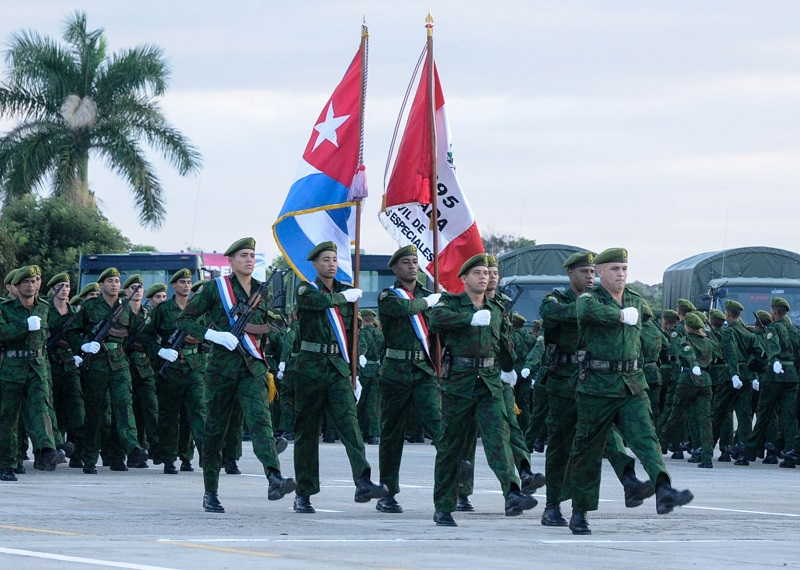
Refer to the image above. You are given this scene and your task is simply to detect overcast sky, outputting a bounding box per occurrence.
[2,1,800,283]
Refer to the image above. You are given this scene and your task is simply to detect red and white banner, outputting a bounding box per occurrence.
[379,54,483,293]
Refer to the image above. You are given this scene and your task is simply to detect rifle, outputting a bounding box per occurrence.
[224,269,283,358]
[81,285,141,364]
[158,328,187,376]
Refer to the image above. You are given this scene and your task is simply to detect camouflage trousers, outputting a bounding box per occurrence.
[157,365,206,464]
[746,378,798,456]
[0,370,55,468]
[663,383,713,463]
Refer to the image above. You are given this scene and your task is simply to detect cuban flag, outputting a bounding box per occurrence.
[379,53,483,293]
[273,47,366,284]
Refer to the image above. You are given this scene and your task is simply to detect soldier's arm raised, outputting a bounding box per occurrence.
[378,290,427,318]
[539,295,576,324]
[297,284,348,311]
[427,298,472,332]
[576,293,623,326]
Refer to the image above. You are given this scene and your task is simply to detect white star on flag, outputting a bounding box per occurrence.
[311,102,350,151]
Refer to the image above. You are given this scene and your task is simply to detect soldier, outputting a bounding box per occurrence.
[744,300,798,467]
[150,269,208,475]
[77,282,101,303]
[430,253,536,527]
[662,313,717,468]
[539,251,652,531]
[123,275,159,466]
[0,266,61,480]
[510,313,535,440]
[276,317,299,440]
[567,248,693,535]
[46,272,85,468]
[66,267,149,473]
[291,241,387,514]
[657,310,680,452]
[357,309,383,445]
[375,245,442,513]
[522,321,549,453]
[707,309,734,461]
[177,238,294,512]
[716,300,764,465]
[640,303,664,429]
[145,283,168,308]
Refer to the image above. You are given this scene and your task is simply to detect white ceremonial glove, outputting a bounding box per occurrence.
[752,378,760,391]
[26,316,41,331]
[81,341,101,354]
[773,360,785,374]
[620,307,640,326]
[470,309,491,327]
[521,367,531,379]
[359,354,368,368]
[342,288,363,303]
[204,329,239,351]
[692,365,702,377]
[277,370,284,380]
[500,369,518,387]
[158,348,179,362]
[424,293,442,308]
[73,355,83,367]
[278,361,286,373]
[354,377,363,402]
[731,375,743,390]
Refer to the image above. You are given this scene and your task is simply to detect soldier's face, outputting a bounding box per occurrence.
[33,275,42,294]
[772,308,785,321]
[174,278,192,297]
[568,265,595,293]
[84,291,100,300]
[487,267,499,291]
[102,276,120,296]
[392,256,419,283]
[151,291,168,306]
[17,277,37,298]
[125,285,143,301]
[598,263,627,293]
[461,266,489,295]
[229,249,256,276]
[53,282,70,301]
[313,251,338,279]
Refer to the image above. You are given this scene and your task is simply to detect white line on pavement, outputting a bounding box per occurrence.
[684,505,800,517]
[0,547,181,570]
[538,539,777,544]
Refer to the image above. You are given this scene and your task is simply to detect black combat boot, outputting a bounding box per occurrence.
[376,495,403,513]
[203,492,225,513]
[293,494,315,513]
[455,495,474,512]
[0,468,18,482]
[532,439,545,453]
[82,465,97,474]
[505,490,537,516]
[655,481,694,515]
[180,460,194,472]
[541,504,568,526]
[519,467,546,495]
[354,477,389,503]
[622,468,655,508]
[224,460,241,475]
[163,462,178,475]
[569,511,591,535]
[267,470,296,501]
[433,511,457,526]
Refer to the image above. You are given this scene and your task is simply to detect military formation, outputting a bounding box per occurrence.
[6,238,796,533]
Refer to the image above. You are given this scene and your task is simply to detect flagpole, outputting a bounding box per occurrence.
[350,19,369,389]
[425,12,442,375]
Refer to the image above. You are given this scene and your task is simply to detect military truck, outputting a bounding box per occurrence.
[662,246,800,324]
[498,244,587,323]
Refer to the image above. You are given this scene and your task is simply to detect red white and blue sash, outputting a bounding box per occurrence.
[214,276,264,360]
[390,287,431,359]
[309,282,350,363]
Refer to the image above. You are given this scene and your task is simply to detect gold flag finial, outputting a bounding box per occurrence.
[426,11,434,36]
[361,15,368,38]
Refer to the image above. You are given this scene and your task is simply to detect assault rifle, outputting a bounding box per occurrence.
[81,284,141,364]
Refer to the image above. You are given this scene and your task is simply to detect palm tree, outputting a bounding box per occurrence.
[0,11,201,227]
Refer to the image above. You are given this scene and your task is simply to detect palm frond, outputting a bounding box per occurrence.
[6,30,80,101]
[0,121,69,199]
[63,12,106,96]
[0,86,59,120]
[117,118,201,175]
[98,93,165,125]
[94,45,168,106]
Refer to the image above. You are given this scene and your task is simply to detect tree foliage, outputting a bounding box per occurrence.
[482,233,536,256]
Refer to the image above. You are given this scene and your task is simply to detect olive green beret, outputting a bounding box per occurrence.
[532,319,542,328]
[511,312,526,326]
[708,309,726,321]
[563,251,596,269]
[69,295,81,306]
[771,297,790,311]
[684,312,704,330]
[145,283,167,298]
[755,310,773,326]
[458,253,489,277]
[79,282,100,297]
[98,267,120,282]
[190,280,207,293]
[224,237,256,257]
[123,274,143,289]
[594,248,628,265]
[662,309,679,321]
[307,241,337,261]
[388,245,417,267]
[677,298,696,312]
[12,265,41,285]
[46,272,70,290]
[725,300,744,313]
[169,268,193,284]
[360,309,377,318]
[486,255,499,268]
[4,268,19,285]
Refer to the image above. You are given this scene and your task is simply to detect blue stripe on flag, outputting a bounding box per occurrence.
[274,215,353,284]
[278,173,350,218]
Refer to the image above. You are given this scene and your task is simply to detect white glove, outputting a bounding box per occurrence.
[500,369,518,386]
[731,375,743,389]
[359,354,367,368]
[354,377,362,402]
[692,365,702,376]
[773,360,785,374]
[278,361,286,373]
[521,367,531,379]
[752,378,760,391]
[342,288,363,303]
[27,316,41,331]
[277,370,284,380]
[424,293,442,308]
[470,309,491,327]
[81,341,101,354]
[204,329,239,351]
[158,348,179,362]
[73,355,83,367]
[620,307,639,326]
